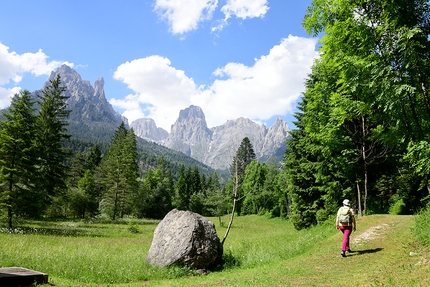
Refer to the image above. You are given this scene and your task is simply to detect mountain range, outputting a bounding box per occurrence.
[131,105,290,170]
[3,65,290,172]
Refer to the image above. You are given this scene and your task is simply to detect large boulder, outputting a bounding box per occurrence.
[146,209,223,269]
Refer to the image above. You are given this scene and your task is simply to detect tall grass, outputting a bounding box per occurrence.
[220,215,335,268]
[413,204,430,246]
[0,215,337,286]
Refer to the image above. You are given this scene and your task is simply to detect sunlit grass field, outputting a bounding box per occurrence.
[0,214,429,286]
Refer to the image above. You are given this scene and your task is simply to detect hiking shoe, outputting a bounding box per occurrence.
[341,251,346,257]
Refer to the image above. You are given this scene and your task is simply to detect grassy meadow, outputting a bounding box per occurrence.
[0,214,429,286]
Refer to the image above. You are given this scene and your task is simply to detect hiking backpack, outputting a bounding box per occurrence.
[338,206,351,224]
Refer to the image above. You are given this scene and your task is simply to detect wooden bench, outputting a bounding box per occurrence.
[0,267,48,286]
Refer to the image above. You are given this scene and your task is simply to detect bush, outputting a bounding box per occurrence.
[127,220,139,234]
[389,198,407,215]
[316,209,329,224]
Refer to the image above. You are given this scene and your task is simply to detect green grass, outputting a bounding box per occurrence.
[0,214,429,286]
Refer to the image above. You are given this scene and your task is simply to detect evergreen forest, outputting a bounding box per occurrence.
[2,0,430,231]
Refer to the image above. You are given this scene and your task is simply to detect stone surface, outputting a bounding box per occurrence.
[146,209,223,269]
[130,118,169,142]
[0,267,48,286]
[133,105,291,170]
[45,64,125,124]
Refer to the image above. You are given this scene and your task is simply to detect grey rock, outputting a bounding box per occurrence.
[130,118,168,142]
[156,106,291,170]
[45,64,125,125]
[146,209,223,269]
[163,105,213,158]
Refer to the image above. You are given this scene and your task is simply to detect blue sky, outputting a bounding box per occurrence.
[0,0,319,131]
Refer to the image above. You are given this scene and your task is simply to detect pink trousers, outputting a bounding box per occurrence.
[339,225,352,251]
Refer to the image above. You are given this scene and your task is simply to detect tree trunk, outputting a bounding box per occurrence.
[356,180,362,217]
[361,116,368,216]
[222,198,236,245]
[8,207,13,230]
[363,164,368,216]
[222,161,239,245]
[112,182,119,221]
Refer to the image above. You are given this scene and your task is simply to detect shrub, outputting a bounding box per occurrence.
[316,209,329,224]
[127,220,139,234]
[389,198,407,215]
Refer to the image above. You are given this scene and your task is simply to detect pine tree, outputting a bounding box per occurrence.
[86,144,102,171]
[174,165,191,210]
[137,156,173,219]
[35,74,71,213]
[0,90,37,229]
[99,123,139,219]
[229,137,256,215]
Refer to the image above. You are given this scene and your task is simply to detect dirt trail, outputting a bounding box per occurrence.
[285,215,430,287]
[351,223,392,244]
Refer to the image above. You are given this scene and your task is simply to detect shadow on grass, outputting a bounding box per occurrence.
[349,247,384,256]
[0,226,102,237]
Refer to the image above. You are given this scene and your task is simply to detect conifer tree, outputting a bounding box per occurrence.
[0,90,37,229]
[137,156,173,219]
[35,74,71,213]
[229,137,256,215]
[174,165,190,210]
[86,144,102,171]
[99,123,138,219]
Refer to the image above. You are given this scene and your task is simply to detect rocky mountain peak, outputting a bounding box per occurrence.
[134,105,291,170]
[93,76,105,100]
[178,105,205,121]
[163,105,213,158]
[48,64,79,82]
[41,64,125,125]
[130,118,168,142]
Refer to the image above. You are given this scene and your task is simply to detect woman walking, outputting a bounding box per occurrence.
[336,199,356,257]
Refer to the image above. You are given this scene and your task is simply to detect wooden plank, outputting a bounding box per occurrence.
[0,267,48,286]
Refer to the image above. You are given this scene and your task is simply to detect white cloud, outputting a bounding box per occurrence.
[221,0,269,20]
[0,42,73,108]
[154,0,269,35]
[112,56,198,129]
[199,35,319,127]
[212,0,269,32]
[0,86,21,108]
[111,35,319,131]
[154,0,218,35]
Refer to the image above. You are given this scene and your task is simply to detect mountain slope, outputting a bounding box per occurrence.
[1,65,219,179]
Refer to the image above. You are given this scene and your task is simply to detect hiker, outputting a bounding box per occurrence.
[336,199,356,257]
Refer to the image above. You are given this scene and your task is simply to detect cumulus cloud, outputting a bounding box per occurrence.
[212,0,269,32]
[0,42,73,108]
[111,35,319,131]
[154,0,269,35]
[221,0,269,20]
[112,56,198,129]
[154,0,218,35]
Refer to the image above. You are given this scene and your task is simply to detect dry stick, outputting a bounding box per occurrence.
[221,158,239,245]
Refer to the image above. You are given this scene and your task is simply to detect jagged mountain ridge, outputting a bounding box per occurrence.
[131,105,291,170]
[131,118,169,142]
[1,64,289,173]
[8,65,216,179]
[33,65,127,142]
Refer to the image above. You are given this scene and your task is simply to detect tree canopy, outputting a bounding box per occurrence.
[285,0,430,229]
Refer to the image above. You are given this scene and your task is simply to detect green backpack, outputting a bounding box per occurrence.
[339,206,351,224]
